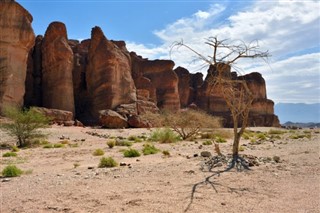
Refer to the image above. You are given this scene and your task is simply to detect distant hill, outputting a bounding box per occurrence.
[275,103,320,124]
[283,122,320,128]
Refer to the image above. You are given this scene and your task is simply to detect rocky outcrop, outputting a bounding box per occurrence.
[99,109,128,128]
[175,64,280,127]
[0,1,35,111]
[4,2,278,128]
[86,27,137,121]
[33,107,73,125]
[41,22,75,114]
[131,52,180,111]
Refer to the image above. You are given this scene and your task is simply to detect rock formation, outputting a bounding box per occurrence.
[1,1,279,127]
[131,52,180,111]
[86,27,137,121]
[0,1,35,111]
[41,22,75,114]
[175,65,280,127]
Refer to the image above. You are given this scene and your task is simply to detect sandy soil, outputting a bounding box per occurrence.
[0,125,319,213]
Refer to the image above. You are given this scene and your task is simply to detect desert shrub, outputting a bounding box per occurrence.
[43,143,64,148]
[0,106,50,147]
[1,165,23,177]
[98,157,118,168]
[11,146,20,152]
[290,134,311,140]
[140,111,164,127]
[149,128,180,143]
[2,152,17,157]
[60,140,70,145]
[239,145,245,152]
[268,129,286,135]
[123,148,141,158]
[162,150,171,157]
[163,110,221,140]
[128,135,143,142]
[115,140,133,147]
[256,133,267,140]
[93,149,105,156]
[142,144,159,155]
[106,139,116,148]
[215,136,227,143]
[202,140,213,145]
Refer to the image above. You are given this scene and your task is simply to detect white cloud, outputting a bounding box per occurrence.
[127,0,320,103]
[194,10,210,19]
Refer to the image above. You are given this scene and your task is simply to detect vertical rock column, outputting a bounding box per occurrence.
[41,22,75,114]
[86,26,137,121]
[0,1,35,111]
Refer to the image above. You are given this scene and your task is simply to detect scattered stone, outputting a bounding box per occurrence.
[136,159,140,162]
[198,145,203,149]
[120,162,127,166]
[87,166,94,170]
[273,156,281,163]
[2,178,11,182]
[221,202,226,206]
[200,151,212,158]
[193,154,199,157]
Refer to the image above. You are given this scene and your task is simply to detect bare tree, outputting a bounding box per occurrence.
[172,37,269,170]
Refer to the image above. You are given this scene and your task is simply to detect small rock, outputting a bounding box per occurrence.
[186,155,191,159]
[2,178,11,182]
[273,156,281,163]
[200,151,212,158]
[87,166,94,169]
[221,202,226,206]
[128,166,132,169]
[75,172,81,175]
[198,145,203,149]
[136,159,140,162]
[193,154,199,157]
[120,162,127,166]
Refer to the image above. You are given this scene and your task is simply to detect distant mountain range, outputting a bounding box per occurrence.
[274,103,320,124]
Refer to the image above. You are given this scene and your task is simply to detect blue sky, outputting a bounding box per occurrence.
[18,0,320,104]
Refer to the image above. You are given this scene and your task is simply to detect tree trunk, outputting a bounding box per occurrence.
[232,132,241,157]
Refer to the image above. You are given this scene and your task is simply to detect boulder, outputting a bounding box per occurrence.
[0,1,35,111]
[127,115,151,128]
[86,27,137,121]
[33,107,73,124]
[99,109,128,128]
[41,22,75,114]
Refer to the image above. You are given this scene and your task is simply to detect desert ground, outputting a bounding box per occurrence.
[0,125,319,213]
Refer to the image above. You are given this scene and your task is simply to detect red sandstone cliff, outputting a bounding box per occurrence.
[0,0,35,111]
[2,1,279,127]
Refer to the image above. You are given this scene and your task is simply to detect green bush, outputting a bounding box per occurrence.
[2,165,23,177]
[256,133,267,140]
[98,157,118,168]
[123,148,141,158]
[93,149,105,156]
[2,152,17,157]
[92,149,104,156]
[142,144,159,155]
[149,128,180,143]
[11,146,20,152]
[202,140,213,145]
[43,143,64,148]
[128,135,143,142]
[106,139,116,148]
[0,107,50,147]
[215,136,227,143]
[115,140,133,147]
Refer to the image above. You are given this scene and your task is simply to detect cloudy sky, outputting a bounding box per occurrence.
[19,0,320,104]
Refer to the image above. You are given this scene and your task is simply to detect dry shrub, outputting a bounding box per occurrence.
[165,110,221,140]
[140,111,164,127]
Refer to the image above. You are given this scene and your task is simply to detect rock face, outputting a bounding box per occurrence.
[86,27,137,121]
[0,1,35,111]
[175,64,280,127]
[41,22,75,114]
[131,52,180,111]
[6,2,278,128]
